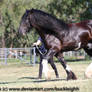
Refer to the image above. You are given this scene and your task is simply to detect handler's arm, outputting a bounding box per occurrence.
[33,40,42,46]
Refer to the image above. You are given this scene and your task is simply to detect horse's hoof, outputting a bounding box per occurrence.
[67,77,77,80]
[67,71,77,80]
[72,76,77,80]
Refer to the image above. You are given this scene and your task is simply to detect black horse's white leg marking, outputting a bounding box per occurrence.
[66,64,72,72]
[42,59,49,78]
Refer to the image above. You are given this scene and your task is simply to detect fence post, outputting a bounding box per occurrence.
[33,47,36,66]
[30,48,32,64]
[4,48,7,65]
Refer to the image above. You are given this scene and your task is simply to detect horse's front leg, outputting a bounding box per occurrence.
[49,56,59,78]
[56,53,77,80]
[42,49,56,79]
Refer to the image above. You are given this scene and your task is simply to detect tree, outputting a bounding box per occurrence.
[47,0,90,22]
[0,0,92,48]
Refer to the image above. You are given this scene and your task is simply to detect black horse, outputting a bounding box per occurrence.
[18,9,92,80]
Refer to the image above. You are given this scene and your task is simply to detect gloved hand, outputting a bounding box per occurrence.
[32,42,38,46]
[32,40,41,46]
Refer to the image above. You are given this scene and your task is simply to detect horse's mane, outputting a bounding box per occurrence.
[30,9,69,30]
[22,10,29,21]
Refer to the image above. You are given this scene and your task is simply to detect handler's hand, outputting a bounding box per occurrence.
[32,42,38,46]
[32,40,41,46]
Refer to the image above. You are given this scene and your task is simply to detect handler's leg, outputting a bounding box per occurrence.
[38,55,43,79]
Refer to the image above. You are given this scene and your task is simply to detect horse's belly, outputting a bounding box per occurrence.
[45,35,62,51]
[61,41,79,51]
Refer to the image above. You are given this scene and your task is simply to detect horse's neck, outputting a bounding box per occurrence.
[35,18,69,41]
[37,30,46,41]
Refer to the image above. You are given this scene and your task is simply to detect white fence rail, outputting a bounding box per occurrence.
[63,50,86,60]
[0,48,87,65]
[0,48,37,65]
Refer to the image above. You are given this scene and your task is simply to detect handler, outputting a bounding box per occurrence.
[33,37,50,79]
[33,37,47,55]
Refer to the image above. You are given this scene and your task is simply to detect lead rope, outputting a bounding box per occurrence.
[26,35,47,55]
[35,45,47,55]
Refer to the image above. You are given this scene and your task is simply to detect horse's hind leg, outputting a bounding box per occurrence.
[49,57,59,78]
[56,53,77,80]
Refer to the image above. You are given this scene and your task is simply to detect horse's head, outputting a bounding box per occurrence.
[18,9,33,36]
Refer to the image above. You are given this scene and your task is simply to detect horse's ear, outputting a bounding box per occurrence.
[30,8,34,14]
[26,8,34,15]
[26,9,30,13]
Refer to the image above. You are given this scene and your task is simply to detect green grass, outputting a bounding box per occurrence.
[0,61,92,92]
